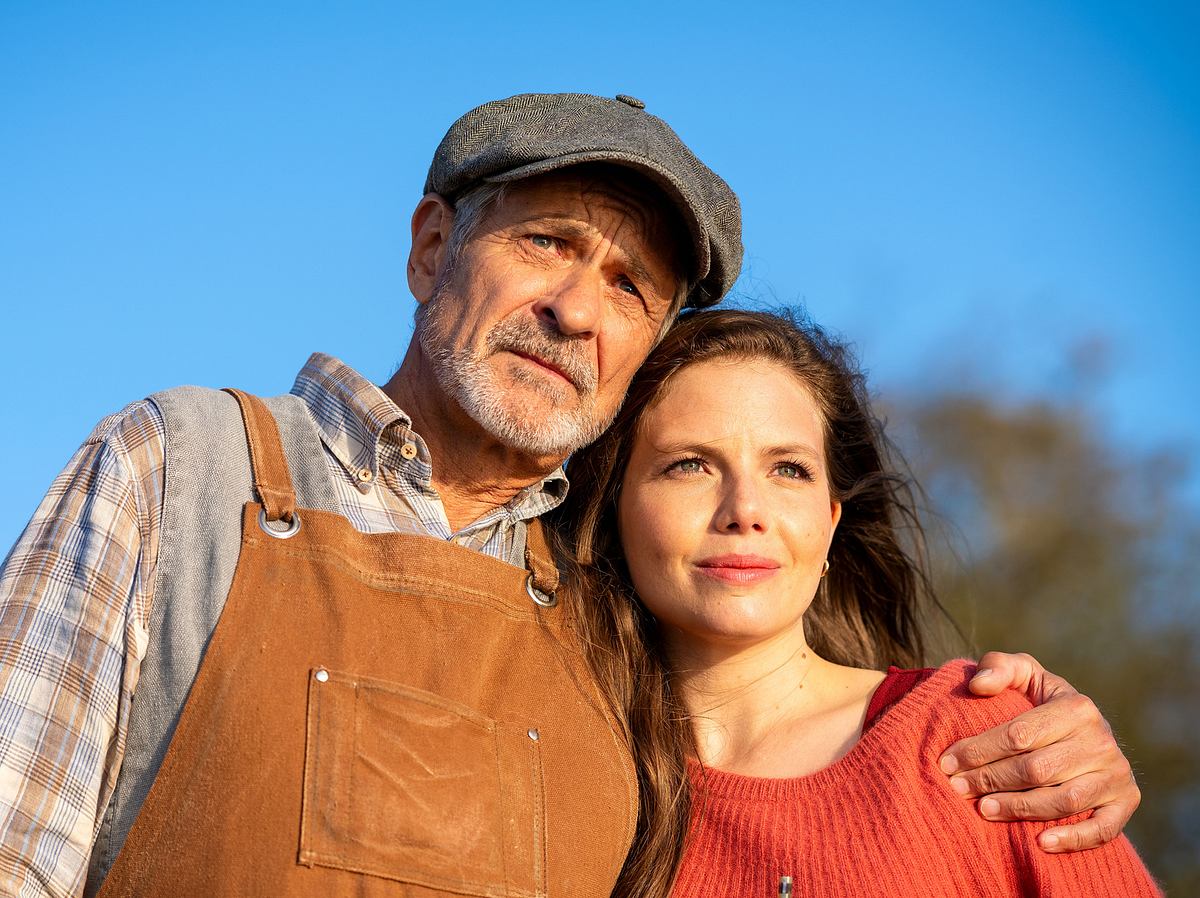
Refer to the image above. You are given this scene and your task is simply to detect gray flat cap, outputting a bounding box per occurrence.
[424,92,742,308]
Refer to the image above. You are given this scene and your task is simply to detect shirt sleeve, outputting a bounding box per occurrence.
[0,401,164,898]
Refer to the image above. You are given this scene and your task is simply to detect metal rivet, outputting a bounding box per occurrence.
[400,442,418,460]
[258,508,302,539]
[314,668,329,683]
[525,574,557,608]
[527,728,539,741]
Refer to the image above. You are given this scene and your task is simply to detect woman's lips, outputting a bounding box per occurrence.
[694,555,781,584]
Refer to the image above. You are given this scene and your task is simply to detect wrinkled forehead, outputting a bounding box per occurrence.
[496,163,690,282]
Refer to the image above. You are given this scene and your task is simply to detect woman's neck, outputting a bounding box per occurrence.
[666,630,885,778]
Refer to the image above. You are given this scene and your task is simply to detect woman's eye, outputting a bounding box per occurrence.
[776,461,814,481]
[667,457,705,475]
[617,278,641,297]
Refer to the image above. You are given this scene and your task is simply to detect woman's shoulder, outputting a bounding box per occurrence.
[867,659,1036,748]
[863,665,935,730]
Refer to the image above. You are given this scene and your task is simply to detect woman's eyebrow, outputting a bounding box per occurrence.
[766,444,822,459]
[645,438,715,456]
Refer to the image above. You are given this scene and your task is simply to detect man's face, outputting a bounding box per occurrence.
[417,170,685,459]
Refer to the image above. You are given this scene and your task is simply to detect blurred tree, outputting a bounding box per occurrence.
[896,389,1200,894]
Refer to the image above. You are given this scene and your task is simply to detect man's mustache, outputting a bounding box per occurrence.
[487,319,598,394]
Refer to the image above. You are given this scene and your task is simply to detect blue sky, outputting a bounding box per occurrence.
[1,1,1197,549]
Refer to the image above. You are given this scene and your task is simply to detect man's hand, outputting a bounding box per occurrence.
[937,651,1140,853]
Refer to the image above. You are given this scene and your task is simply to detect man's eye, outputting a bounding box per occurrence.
[617,278,641,297]
[529,235,557,251]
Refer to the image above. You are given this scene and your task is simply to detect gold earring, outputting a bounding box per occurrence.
[820,560,830,577]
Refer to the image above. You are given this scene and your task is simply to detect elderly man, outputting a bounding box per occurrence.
[0,94,1137,897]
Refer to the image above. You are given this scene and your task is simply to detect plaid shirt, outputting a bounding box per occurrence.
[0,352,567,897]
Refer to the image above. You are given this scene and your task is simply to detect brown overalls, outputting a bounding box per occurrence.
[97,390,636,897]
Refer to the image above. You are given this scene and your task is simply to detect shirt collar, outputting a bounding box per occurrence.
[290,352,407,479]
[290,352,569,517]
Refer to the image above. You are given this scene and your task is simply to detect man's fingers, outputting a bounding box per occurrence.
[970,651,1045,697]
[939,698,1087,776]
[969,770,1111,821]
[947,741,1077,798]
[941,652,1139,854]
[1038,803,1130,853]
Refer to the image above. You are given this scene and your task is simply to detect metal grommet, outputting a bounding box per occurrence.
[258,507,302,539]
[525,573,557,608]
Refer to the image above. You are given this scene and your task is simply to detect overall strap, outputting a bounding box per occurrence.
[524,518,561,599]
[223,388,298,523]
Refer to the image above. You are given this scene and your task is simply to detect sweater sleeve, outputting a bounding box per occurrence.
[1007,818,1162,897]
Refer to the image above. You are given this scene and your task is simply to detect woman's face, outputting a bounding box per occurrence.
[617,356,842,650]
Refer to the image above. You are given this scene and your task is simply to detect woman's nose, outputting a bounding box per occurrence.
[715,476,768,533]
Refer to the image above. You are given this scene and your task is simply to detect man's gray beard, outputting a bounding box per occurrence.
[417,292,614,458]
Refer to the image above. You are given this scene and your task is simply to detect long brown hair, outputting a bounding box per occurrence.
[545,308,943,898]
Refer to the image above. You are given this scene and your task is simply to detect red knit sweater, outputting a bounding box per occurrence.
[671,660,1161,897]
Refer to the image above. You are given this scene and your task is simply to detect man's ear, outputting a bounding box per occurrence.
[408,193,455,305]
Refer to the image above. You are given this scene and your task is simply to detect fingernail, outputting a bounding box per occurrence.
[1041,833,1061,851]
[971,668,993,681]
[980,798,1000,818]
[950,776,970,795]
[939,755,959,775]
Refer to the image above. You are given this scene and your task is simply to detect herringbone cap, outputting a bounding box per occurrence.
[424,92,742,308]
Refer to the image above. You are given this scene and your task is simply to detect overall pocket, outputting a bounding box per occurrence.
[299,668,546,897]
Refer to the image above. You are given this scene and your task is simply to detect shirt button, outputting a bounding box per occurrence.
[400,442,418,460]
[357,468,374,483]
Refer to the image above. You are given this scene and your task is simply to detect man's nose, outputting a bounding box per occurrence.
[533,266,603,336]
[714,474,768,534]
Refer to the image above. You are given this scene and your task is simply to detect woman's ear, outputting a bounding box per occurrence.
[830,500,843,534]
[408,193,456,304]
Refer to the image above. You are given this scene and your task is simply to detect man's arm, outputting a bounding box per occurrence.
[937,651,1140,853]
[0,402,162,897]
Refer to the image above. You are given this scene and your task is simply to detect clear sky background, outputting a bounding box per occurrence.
[1,0,1197,550]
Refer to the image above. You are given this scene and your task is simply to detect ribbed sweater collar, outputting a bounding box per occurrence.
[686,661,975,801]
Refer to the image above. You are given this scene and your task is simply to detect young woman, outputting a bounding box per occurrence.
[549,309,1159,898]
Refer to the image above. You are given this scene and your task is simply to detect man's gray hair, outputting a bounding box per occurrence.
[441,181,509,280]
